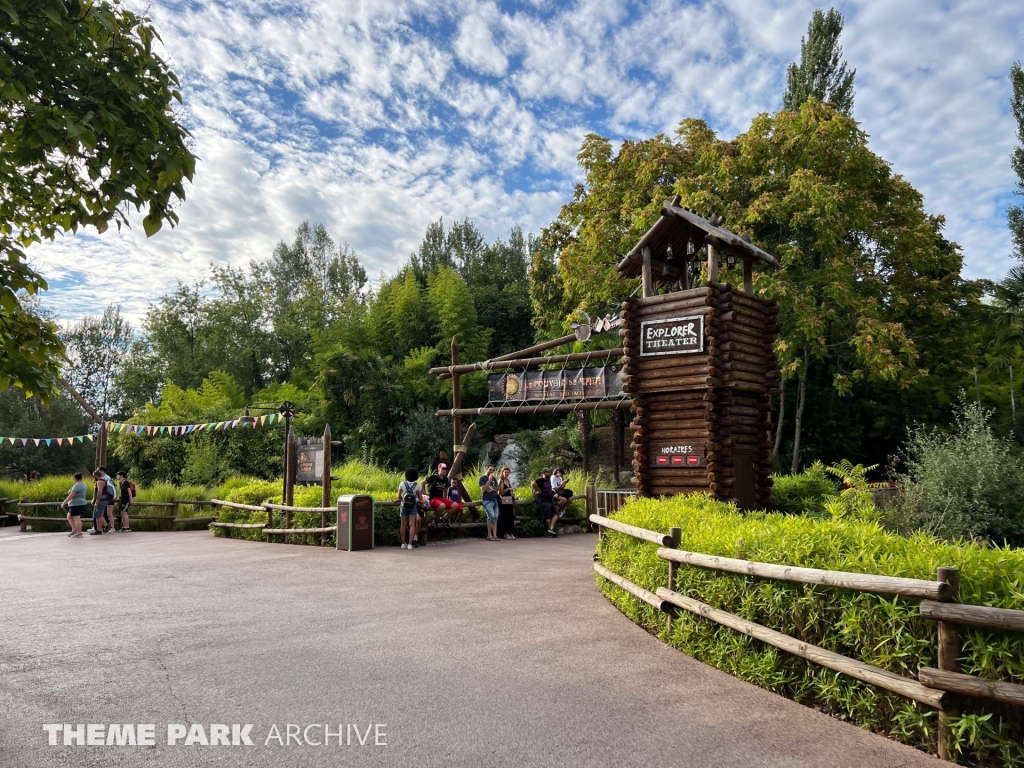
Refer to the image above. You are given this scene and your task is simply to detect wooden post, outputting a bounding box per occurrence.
[95,417,108,469]
[265,505,273,543]
[451,337,462,470]
[707,243,718,284]
[641,247,655,298]
[742,258,753,295]
[666,526,681,634]
[937,566,960,762]
[169,500,177,532]
[321,425,332,545]
[284,426,295,507]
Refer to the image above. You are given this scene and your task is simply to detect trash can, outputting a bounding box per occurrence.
[336,494,374,551]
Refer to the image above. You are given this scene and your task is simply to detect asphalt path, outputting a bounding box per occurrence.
[0,528,942,767]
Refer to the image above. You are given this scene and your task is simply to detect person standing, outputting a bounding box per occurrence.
[90,469,109,535]
[532,467,559,537]
[479,465,499,541]
[496,465,516,540]
[397,468,424,550]
[60,473,88,538]
[98,466,117,532]
[116,471,135,532]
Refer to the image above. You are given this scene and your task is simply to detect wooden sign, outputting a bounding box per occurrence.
[640,315,704,356]
[295,444,324,483]
[648,440,707,468]
[487,366,623,402]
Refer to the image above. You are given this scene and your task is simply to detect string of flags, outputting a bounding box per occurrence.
[0,413,282,447]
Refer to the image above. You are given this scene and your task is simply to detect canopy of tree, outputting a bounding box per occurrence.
[0,0,196,398]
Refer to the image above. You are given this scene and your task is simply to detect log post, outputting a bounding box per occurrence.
[451,337,462,465]
[265,505,273,543]
[937,566,961,762]
[641,247,655,298]
[707,243,718,284]
[743,258,753,295]
[321,425,332,545]
[666,526,681,634]
[169,500,177,532]
[284,426,296,507]
[585,485,596,534]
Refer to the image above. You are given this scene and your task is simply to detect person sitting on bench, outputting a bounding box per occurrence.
[532,468,559,537]
[551,467,574,512]
[426,463,462,528]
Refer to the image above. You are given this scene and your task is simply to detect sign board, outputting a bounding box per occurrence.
[295,444,324,484]
[336,494,374,551]
[487,366,624,403]
[648,440,707,468]
[639,315,704,357]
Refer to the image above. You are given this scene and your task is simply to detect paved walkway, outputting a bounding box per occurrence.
[0,530,941,767]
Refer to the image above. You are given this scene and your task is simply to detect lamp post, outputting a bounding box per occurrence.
[241,401,297,504]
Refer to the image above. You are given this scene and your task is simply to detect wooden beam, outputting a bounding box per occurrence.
[919,667,1024,708]
[436,399,632,418]
[428,347,623,376]
[594,563,675,613]
[919,599,1024,631]
[641,246,655,298]
[589,514,675,546]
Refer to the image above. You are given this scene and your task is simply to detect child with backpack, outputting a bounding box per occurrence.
[116,471,136,532]
[397,468,425,550]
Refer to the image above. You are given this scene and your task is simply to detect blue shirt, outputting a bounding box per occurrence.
[68,482,88,507]
[479,474,497,501]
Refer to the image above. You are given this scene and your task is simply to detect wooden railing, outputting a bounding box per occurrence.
[590,514,1024,761]
[16,499,217,532]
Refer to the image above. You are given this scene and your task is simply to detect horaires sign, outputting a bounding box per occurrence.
[639,315,704,356]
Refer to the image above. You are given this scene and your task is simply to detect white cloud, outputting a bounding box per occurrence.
[27,0,1024,324]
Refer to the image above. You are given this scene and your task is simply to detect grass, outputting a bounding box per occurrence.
[596,492,1024,765]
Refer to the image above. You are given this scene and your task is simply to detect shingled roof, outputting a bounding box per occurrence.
[617,198,779,282]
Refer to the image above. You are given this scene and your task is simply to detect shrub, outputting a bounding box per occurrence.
[892,399,1024,546]
[771,461,836,515]
[596,493,1024,765]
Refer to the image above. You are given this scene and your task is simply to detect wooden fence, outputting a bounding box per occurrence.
[590,513,1024,761]
[16,499,217,532]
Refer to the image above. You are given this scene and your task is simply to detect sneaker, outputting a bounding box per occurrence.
[443,520,451,528]
[67,532,75,537]
[546,528,558,537]
[411,541,419,548]
[122,528,131,532]
[72,532,84,538]
[89,530,102,536]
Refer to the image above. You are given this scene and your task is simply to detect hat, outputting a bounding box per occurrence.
[542,467,552,474]
[438,463,448,471]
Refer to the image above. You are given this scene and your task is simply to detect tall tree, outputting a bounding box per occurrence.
[0,0,196,397]
[783,8,856,116]
[1010,59,1024,262]
[62,305,134,418]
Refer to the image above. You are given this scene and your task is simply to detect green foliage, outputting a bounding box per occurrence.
[782,8,856,115]
[771,461,836,516]
[61,305,133,417]
[596,494,1024,764]
[0,388,94,476]
[891,398,1024,545]
[0,251,63,398]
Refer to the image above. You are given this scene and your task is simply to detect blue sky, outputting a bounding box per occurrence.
[29,0,1024,323]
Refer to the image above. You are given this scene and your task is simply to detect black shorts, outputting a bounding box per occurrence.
[536,497,556,520]
[67,507,84,517]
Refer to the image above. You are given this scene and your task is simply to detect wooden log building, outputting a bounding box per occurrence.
[618,198,781,509]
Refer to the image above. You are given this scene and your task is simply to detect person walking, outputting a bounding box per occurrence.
[397,468,425,549]
[479,464,499,541]
[98,465,117,532]
[496,465,516,540]
[116,471,135,532]
[60,472,88,538]
[89,469,110,535]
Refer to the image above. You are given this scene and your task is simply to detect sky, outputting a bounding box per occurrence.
[28,0,1024,324]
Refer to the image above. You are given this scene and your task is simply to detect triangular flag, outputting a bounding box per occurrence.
[88,435,95,442]
[57,438,64,446]
[35,439,41,446]
[8,437,16,444]
[76,435,84,443]
[185,425,194,434]
[260,414,268,426]
[20,438,28,446]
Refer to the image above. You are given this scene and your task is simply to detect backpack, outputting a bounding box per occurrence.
[103,478,116,500]
[128,481,136,497]
[400,482,418,513]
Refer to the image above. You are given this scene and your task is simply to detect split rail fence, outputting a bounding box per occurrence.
[209,496,591,545]
[16,499,217,532]
[589,513,1024,762]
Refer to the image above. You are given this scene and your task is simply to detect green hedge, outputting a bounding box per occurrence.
[596,493,1024,766]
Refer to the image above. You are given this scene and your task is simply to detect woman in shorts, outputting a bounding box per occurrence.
[60,473,88,537]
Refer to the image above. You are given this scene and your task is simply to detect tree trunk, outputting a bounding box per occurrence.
[577,410,593,474]
[772,377,786,457]
[791,348,809,473]
[611,408,624,484]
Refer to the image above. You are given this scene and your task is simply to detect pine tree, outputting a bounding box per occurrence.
[783,8,856,115]
[1009,60,1024,261]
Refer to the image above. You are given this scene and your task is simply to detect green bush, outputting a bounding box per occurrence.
[596,493,1024,765]
[892,399,1024,546]
[771,461,836,516]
